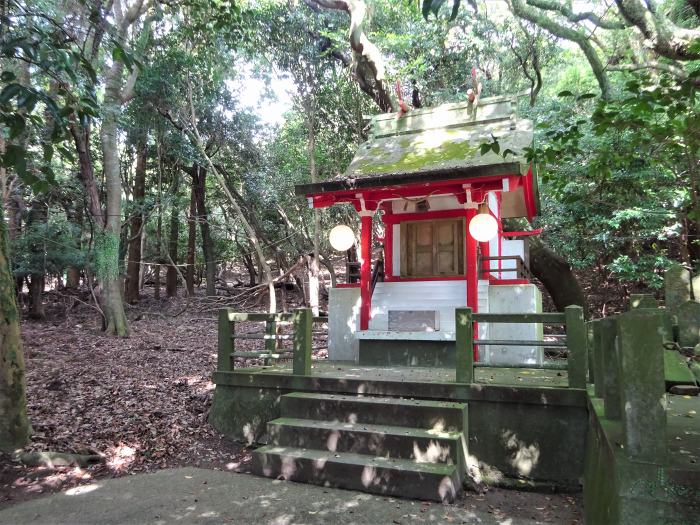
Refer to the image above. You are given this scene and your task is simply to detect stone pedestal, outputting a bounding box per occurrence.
[616,309,667,462]
[484,284,543,366]
[328,287,361,362]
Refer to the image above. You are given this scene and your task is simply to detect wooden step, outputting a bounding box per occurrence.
[252,445,462,502]
[267,417,462,464]
[280,392,467,432]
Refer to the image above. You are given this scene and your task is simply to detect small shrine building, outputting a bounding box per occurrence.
[295,95,544,366]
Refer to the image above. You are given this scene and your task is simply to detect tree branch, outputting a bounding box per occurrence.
[509,0,612,98]
[526,0,628,29]
[303,0,397,112]
[615,0,700,60]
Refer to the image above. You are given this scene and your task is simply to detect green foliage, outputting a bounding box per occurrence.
[0,1,100,192]
[11,215,85,277]
[526,70,699,286]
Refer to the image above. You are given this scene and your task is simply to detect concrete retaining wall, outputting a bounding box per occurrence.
[209,373,586,488]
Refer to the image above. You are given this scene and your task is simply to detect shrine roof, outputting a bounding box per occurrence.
[295,95,533,196]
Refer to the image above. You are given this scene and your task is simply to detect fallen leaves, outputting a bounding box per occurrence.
[1,291,257,507]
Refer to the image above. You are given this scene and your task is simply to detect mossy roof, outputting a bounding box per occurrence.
[295,95,534,196]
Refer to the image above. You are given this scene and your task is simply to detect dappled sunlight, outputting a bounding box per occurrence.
[502,430,540,477]
[281,455,298,479]
[438,475,457,502]
[106,443,138,472]
[361,464,377,488]
[242,423,256,445]
[429,419,447,432]
[64,482,101,496]
[11,465,95,498]
[326,430,340,452]
[412,440,451,463]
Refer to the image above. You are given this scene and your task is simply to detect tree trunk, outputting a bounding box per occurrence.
[125,142,147,304]
[305,100,321,316]
[65,202,82,289]
[191,165,216,297]
[138,226,147,290]
[529,238,588,315]
[186,184,196,297]
[26,199,46,320]
[166,174,180,297]
[0,206,30,451]
[98,60,130,336]
[154,209,161,300]
[28,274,44,320]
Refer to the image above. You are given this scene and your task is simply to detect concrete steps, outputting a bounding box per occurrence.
[267,417,462,463]
[281,392,467,432]
[251,392,468,502]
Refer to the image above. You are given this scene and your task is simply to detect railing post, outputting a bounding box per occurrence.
[565,305,587,389]
[616,308,667,462]
[293,308,312,376]
[586,321,595,385]
[590,320,605,398]
[264,319,277,365]
[217,309,234,372]
[599,316,621,420]
[455,308,474,383]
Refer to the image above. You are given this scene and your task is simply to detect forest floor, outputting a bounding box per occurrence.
[0,269,639,520]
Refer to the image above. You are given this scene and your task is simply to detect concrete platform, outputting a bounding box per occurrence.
[231,360,570,388]
[0,467,583,524]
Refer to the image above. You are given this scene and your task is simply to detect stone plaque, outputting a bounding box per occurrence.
[677,300,700,348]
[388,310,439,331]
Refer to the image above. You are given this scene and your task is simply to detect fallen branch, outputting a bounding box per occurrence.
[16,451,104,468]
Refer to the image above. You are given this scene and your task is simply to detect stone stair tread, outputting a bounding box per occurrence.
[282,392,467,410]
[268,417,461,440]
[254,445,459,475]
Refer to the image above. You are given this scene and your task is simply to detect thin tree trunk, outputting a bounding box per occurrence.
[138,226,147,290]
[191,165,216,297]
[28,275,44,320]
[27,199,46,320]
[65,202,82,289]
[98,59,129,336]
[306,102,321,317]
[166,173,180,297]
[186,183,196,297]
[0,206,30,451]
[154,159,162,300]
[183,81,275,311]
[125,142,147,303]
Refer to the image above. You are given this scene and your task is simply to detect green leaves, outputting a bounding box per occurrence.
[0,83,22,104]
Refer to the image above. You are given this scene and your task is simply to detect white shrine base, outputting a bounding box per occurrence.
[327,282,543,366]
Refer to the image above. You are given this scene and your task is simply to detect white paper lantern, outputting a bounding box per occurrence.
[468,213,498,242]
[329,225,355,252]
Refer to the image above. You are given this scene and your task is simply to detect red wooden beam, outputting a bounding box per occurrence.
[307,176,520,209]
[359,214,373,330]
[465,207,479,361]
[503,228,543,237]
[382,208,466,225]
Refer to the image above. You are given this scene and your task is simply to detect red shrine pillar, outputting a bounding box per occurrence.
[480,239,490,278]
[465,207,479,360]
[359,213,373,330]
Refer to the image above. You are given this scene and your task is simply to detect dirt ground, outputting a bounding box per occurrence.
[0,283,589,521]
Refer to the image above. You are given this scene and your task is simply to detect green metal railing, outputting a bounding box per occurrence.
[217,308,327,376]
[455,305,587,388]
